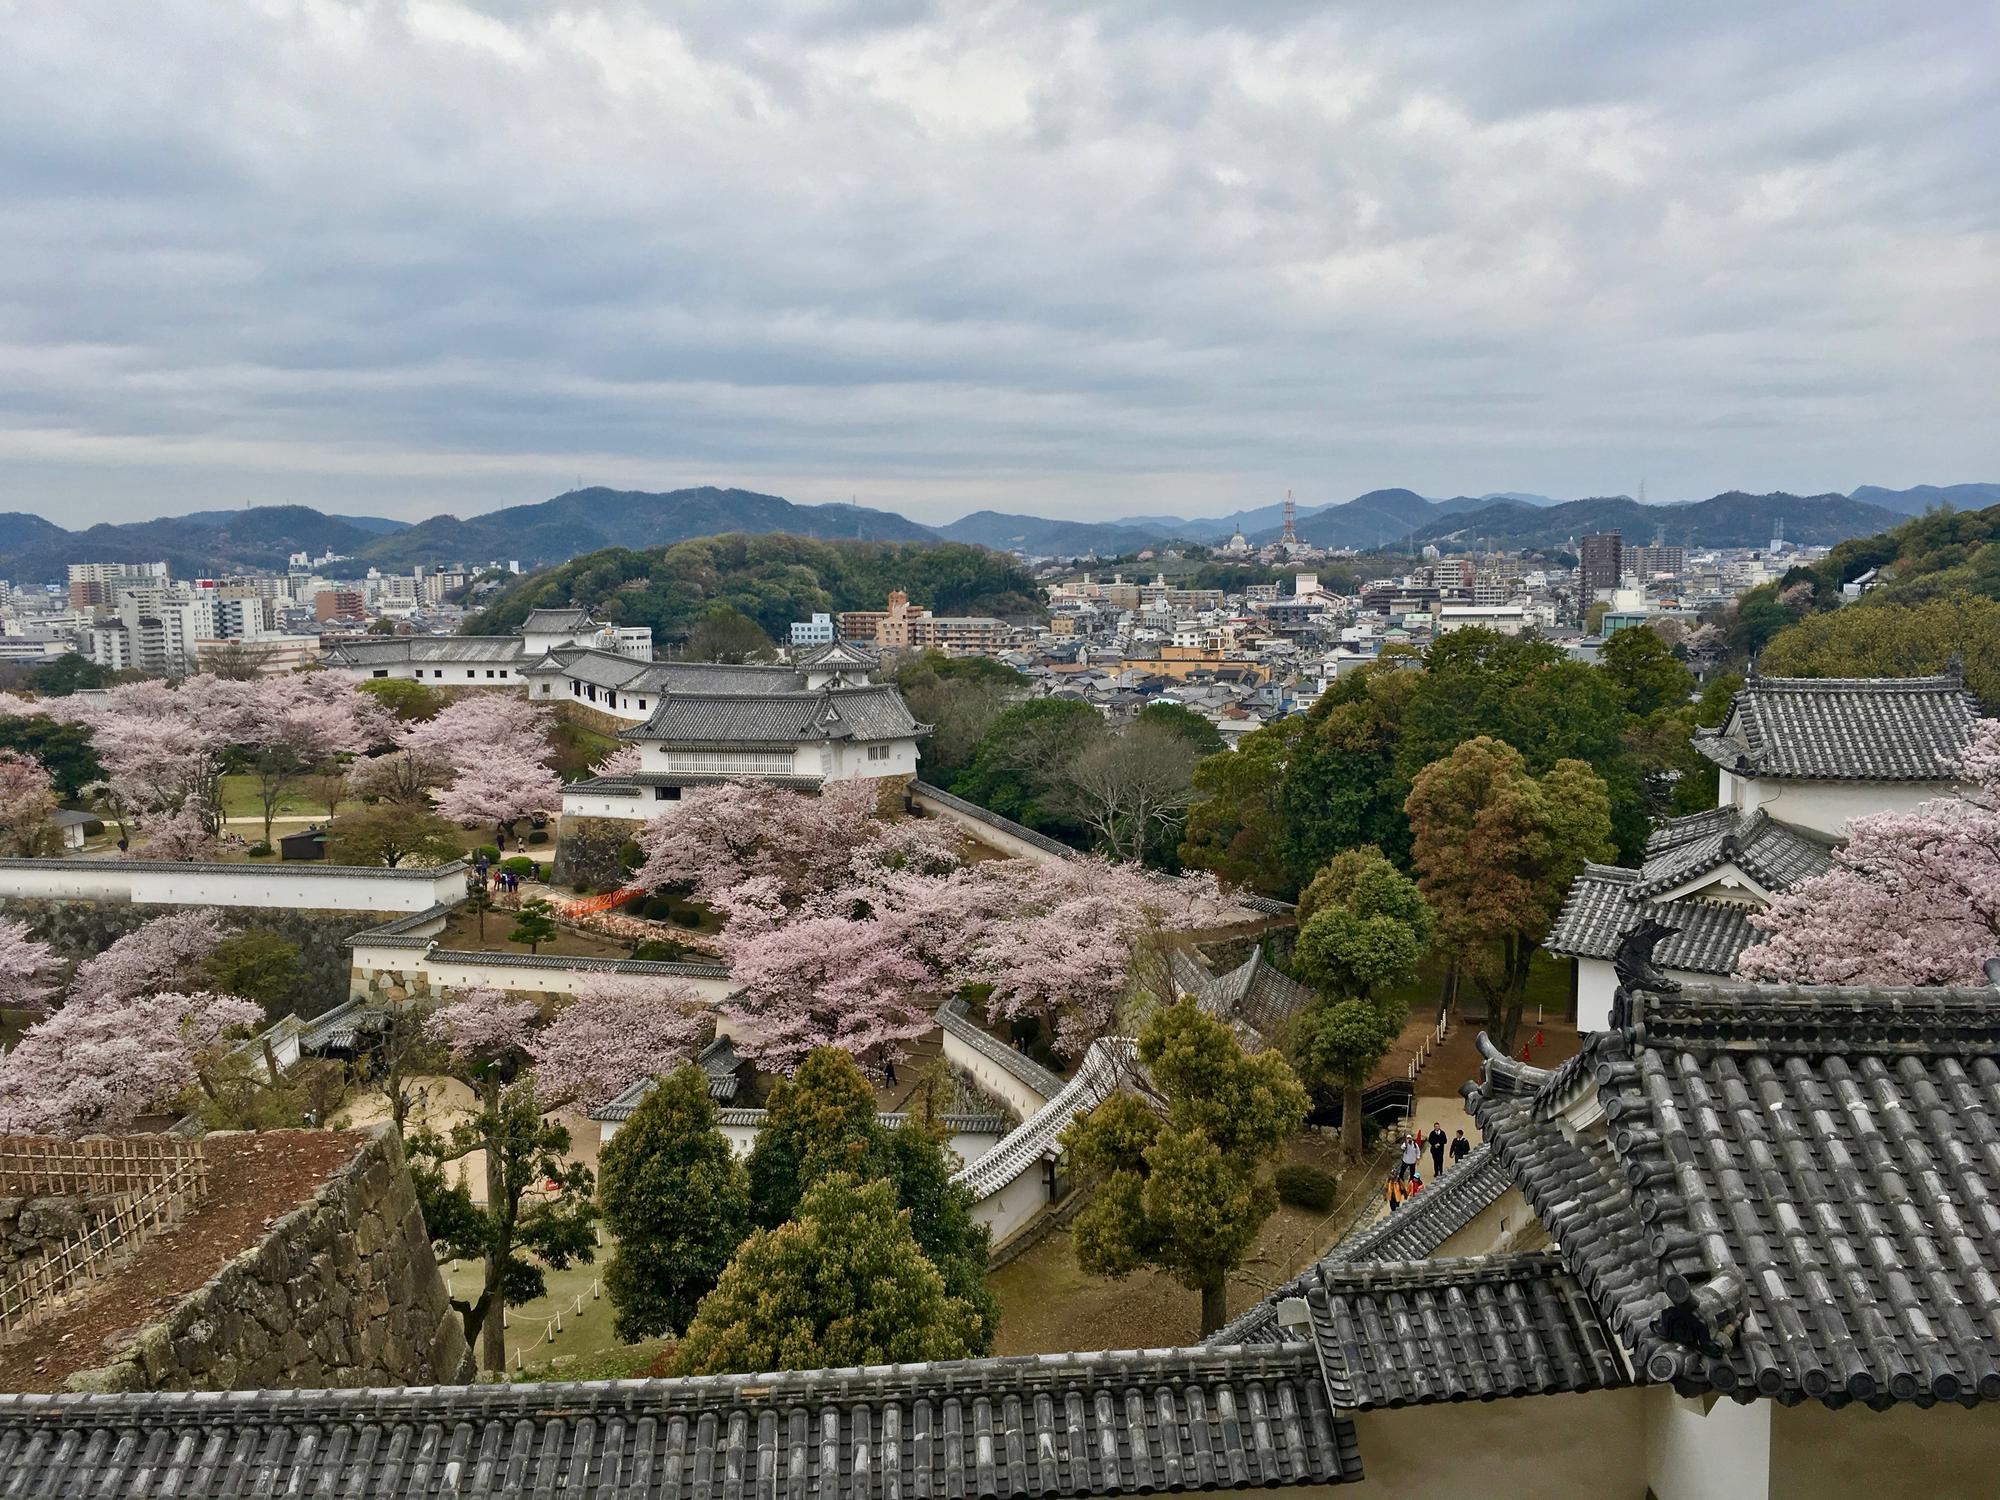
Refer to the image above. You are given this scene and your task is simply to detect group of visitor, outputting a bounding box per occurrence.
[1384,1121,1473,1212]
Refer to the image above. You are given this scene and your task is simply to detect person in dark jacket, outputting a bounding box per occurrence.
[1449,1129,1472,1166]
[1427,1123,1447,1178]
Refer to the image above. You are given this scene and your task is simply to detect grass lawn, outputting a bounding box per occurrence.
[446,1249,665,1379]
[1374,949,1574,1030]
[215,772,360,825]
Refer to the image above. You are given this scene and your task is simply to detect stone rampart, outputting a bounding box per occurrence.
[66,1127,471,1393]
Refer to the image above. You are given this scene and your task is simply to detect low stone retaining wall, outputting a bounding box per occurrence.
[66,1127,471,1394]
[0,1194,118,1277]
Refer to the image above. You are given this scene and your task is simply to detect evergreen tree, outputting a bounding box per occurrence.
[597,1064,750,1341]
[1063,999,1307,1335]
[745,1047,999,1350]
[674,1174,981,1375]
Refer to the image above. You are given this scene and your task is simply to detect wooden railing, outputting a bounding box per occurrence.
[0,1135,207,1198]
[0,1137,210,1342]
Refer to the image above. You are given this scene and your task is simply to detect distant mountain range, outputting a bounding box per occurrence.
[0,481,1985,583]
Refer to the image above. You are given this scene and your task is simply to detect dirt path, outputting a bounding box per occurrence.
[989,1133,1391,1355]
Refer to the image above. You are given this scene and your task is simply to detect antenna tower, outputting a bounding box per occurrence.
[1281,489,1298,546]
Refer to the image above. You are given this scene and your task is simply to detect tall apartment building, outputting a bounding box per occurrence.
[873,591,1012,653]
[1626,544,1687,579]
[68,561,168,612]
[314,589,367,623]
[1578,533,1624,609]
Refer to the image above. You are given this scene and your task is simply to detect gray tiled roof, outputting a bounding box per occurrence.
[591,1035,745,1112]
[937,996,1067,1101]
[1167,946,1312,1048]
[793,639,880,669]
[521,647,818,697]
[424,948,730,978]
[1628,807,1831,899]
[625,686,922,745]
[912,781,1078,860]
[0,1348,1359,1497]
[1210,1145,1511,1347]
[324,635,527,665]
[570,772,825,793]
[1543,866,1761,976]
[1294,1252,1629,1409]
[521,606,592,631]
[1693,671,1979,782]
[954,1038,1138,1200]
[1469,981,2000,1407]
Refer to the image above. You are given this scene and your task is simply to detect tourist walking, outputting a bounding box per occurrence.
[1428,1123,1447,1179]
[1384,1175,1406,1213]
[1449,1129,1472,1167]
[1399,1133,1421,1184]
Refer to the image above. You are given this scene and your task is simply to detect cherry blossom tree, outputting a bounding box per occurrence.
[526,975,711,1111]
[0,918,63,1012]
[630,780,883,904]
[233,674,398,843]
[1737,720,2000,986]
[717,914,935,1077]
[433,750,562,844]
[592,743,642,777]
[135,804,222,862]
[69,908,229,1005]
[0,989,263,1136]
[413,980,708,1371]
[348,746,455,805]
[0,748,62,857]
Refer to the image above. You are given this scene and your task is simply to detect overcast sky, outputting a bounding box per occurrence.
[1,1,1994,528]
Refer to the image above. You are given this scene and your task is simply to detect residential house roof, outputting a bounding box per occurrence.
[0,1347,1360,1497]
[1468,980,2000,1407]
[1692,671,1978,782]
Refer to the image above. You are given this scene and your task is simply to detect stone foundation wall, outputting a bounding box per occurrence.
[67,1126,472,1393]
[0,1193,118,1274]
[552,815,638,890]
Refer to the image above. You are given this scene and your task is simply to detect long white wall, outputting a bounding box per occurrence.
[356,945,736,1005]
[0,858,466,913]
[1723,771,1954,842]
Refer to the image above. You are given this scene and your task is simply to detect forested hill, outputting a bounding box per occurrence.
[1409,490,1903,550]
[463,534,1044,647]
[357,486,933,570]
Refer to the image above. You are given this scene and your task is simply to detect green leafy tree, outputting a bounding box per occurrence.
[1760,592,2000,708]
[894,651,1026,784]
[744,1048,998,1348]
[0,714,104,799]
[409,1083,598,1373]
[1599,627,1696,717]
[1063,999,1308,1334]
[953,698,1105,843]
[356,678,445,722]
[673,1173,982,1375]
[507,898,558,954]
[1134,701,1226,756]
[462,877,495,943]
[201,929,304,1015]
[1405,737,1613,1047]
[1178,718,1300,895]
[22,654,117,697]
[1290,849,1433,1155]
[597,1064,750,1341]
[328,803,461,867]
[1290,996,1405,1159]
[685,606,775,663]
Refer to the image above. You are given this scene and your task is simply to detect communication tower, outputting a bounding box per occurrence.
[1281,490,1299,546]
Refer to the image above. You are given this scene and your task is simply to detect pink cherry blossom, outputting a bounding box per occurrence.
[717,914,935,1077]
[525,974,710,1110]
[0,989,263,1137]
[0,918,64,1013]
[425,987,541,1062]
[1737,719,2000,986]
[592,743,642,777]
[135,805,222,862]
[69,908,229,1006]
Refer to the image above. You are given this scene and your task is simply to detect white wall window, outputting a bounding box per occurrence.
[867,743,892,761]
[664,750,796,775]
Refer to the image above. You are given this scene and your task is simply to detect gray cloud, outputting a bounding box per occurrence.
[0,0,1994,527]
